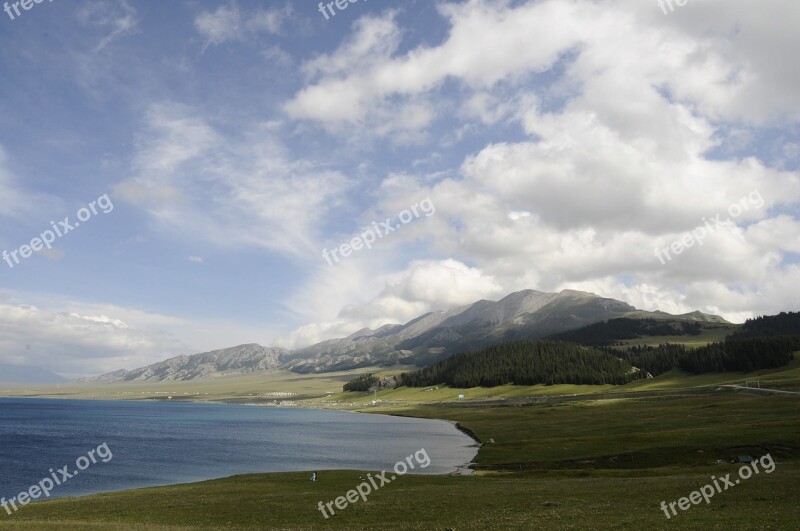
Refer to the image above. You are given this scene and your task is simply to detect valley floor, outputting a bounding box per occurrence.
[1,370,799,529]
[1,464,798,530]
[2,356,799,529]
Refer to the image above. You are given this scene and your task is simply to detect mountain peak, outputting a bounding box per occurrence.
[82,288,730,380]
[286,288,719,373]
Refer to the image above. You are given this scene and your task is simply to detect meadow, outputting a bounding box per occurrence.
[1,355,798,530]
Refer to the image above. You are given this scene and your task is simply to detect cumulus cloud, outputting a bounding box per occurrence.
[278,0,800,344]
[0,301,187,378]
[0,290,292,378]
[288,0,800,131]
[278,259,504,349]
[7,0,798,364]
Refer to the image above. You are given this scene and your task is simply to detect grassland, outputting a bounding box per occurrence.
[5,363,797,407]
[613,325,736,348]
[1,463,797,530]
[0,368,380,404]
[1,384,797,530]
[1,344,798,529]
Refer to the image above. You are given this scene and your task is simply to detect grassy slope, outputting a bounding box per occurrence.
[386,393,799,469]
[614,325,735,347]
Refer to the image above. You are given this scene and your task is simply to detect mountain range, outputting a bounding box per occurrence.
[81,289,728,383]
[76,344,288,383]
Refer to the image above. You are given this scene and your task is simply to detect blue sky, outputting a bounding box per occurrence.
[1,0,799,377]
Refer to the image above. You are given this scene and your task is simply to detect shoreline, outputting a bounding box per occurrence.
[451,421,482,446]
[0,395,480,501]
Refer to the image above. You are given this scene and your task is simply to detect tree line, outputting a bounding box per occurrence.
[343,373,379,392]
[613,335,800,376]
[347,313,800,391]
[734,312,800,337]
[548,318,702,346]
[396,340,642,388]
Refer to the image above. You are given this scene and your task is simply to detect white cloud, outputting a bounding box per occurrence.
[194,2,292,51]
[195,3,241,49]
[278,258,504,349]
[8,0,798,371]
[278,0,800,340]
[0,290,290,378]
[288,0,800,131]
[76,0,139,52]
[745,216,800,254]
[247,5,292,35]
[285,0,592,135]
[0,300,187,378]
[114,104,350,257]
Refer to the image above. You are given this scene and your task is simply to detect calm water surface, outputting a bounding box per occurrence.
[0,397,477,498]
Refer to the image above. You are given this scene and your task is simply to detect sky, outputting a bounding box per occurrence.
[1,0,799,378]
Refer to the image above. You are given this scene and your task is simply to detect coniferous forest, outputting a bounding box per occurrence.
[393,313,800,389]
[342,373,379,392]
[612,313,800,375]
[397,340,641,388]
[615,336,799,376]
[734,311,800,337]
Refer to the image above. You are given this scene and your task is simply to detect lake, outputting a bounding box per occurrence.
[0,398,477,499]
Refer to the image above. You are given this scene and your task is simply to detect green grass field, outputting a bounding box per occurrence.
[614,325,736,348]
[1,349,798,529]
[0,368,381,404]
[2,463,797,530]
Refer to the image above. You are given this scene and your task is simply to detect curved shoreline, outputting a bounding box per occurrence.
[0,396,479,502]
[451,421,482,446]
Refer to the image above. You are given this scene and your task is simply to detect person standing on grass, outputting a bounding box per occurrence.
[310,471,317,481]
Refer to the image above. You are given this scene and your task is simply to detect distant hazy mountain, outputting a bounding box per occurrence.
[0,364,67,384]
[81,289,729,381]
[81,344,289,383]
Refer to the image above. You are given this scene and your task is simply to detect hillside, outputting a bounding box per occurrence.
[547,317,735,346]
[283,289,728,373]
[81,289,729,381]
[81,344,289,383]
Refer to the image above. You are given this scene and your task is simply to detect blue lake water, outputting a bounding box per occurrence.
[0,398,477,499]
